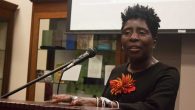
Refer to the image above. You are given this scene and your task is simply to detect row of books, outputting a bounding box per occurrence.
[41,30,116,50]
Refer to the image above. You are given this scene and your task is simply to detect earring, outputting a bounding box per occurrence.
[121,46,124,50]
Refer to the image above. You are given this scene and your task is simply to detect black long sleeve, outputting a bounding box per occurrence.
[102,62,180,110]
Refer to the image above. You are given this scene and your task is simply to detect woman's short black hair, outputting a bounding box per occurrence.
[121,4,161,38]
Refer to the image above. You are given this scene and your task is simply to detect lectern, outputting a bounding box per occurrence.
[0,99,118,110]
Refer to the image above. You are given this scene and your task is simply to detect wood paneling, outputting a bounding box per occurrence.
[27,0,67,101]
[33,1,67,12]
[0,0,18,96]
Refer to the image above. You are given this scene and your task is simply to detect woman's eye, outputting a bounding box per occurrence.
[139,31,147,35]
[139,31,145,35]
[122,31,132,36]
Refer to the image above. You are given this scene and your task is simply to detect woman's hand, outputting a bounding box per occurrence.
[50,94,119,108]
[51,94,72,103]
[51,94,96,106]
[70,97,96,106]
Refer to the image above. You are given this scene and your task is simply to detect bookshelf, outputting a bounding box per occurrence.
[37,18,120,97]
[28,0,124,101]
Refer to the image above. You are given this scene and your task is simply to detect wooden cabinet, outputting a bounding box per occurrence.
[28,0,124,101]
[0,1,17,96]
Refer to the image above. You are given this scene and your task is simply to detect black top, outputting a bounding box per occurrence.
[102,62,180,110]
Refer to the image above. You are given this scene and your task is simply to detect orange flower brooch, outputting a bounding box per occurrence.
[109,74,136,95]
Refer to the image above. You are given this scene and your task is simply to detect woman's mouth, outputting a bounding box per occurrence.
[127,46,142,52]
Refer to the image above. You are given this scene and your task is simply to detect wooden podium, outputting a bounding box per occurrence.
[0,99,118,110]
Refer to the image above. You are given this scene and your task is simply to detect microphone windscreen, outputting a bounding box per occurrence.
[87,48,96,58]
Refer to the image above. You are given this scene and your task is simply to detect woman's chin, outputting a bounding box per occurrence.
[128,54,146,63]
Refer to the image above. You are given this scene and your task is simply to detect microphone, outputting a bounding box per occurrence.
[57,48,96,94]
[0,48,96,99]
[66,48,96,68]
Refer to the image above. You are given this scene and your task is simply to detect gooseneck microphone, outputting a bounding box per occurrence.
[56,48,96,94]
[66,48,96,68]
[1,48,96,99]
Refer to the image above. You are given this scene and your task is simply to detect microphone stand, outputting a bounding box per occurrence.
[0,60,74,99]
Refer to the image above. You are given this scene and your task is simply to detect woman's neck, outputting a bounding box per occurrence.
[128,56,158,73]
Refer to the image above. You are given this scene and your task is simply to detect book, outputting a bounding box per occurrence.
[104,65,115,85]
[66,34,76,50]
[62,32,67,48]
[62,65,81,81]
[52,30,63,47]
[88,34,94,49]
[42,30,53,47]
[87,55,103,78]
[53,63,64,83]
[77,34,89,49]
[96,35,112,50]
[39,19,50,49]
[77,34,94,49]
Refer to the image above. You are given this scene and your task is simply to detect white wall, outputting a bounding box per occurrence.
[70,0,195,30]
[5,0,32,100]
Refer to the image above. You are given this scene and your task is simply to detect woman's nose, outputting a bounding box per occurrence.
[129,33,139,42]
[131,32,139,38]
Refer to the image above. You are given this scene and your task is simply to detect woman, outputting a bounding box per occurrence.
[52,4,180,110]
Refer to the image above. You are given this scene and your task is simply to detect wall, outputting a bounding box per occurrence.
[2,1,195,110]
[153,34,181,110]
[154,34,181,70]
[153,34,195,110]
[4,0,32,100]
[180,36,195,110]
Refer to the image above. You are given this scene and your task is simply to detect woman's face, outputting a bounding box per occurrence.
[121,19,156,62]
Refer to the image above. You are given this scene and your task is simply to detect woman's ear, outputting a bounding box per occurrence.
[121,45,124,50]
[153,39,157,49]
